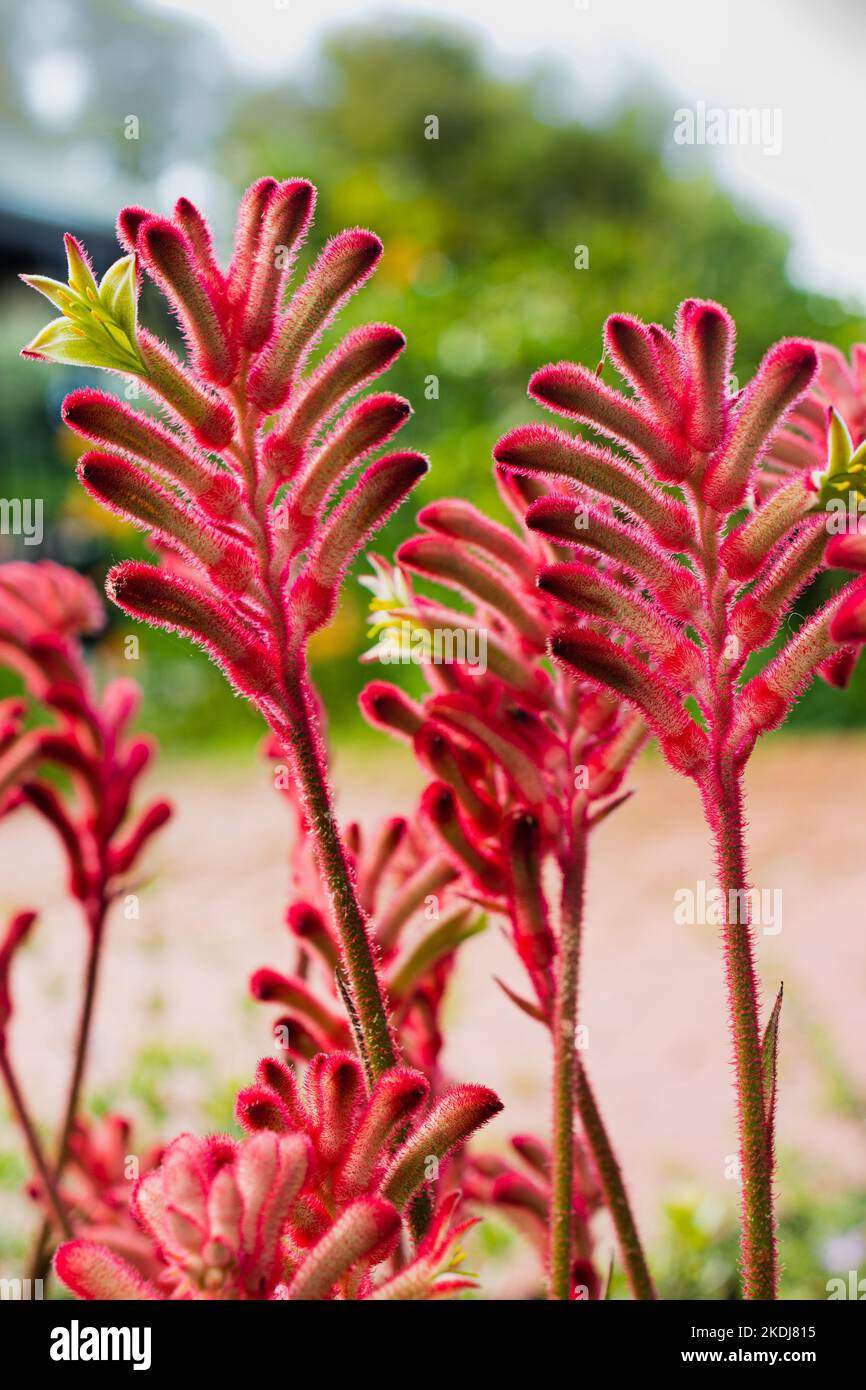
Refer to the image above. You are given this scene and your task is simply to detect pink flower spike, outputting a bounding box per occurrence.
[174,196,226,300]
[290,451,429,637]
[106,562,278,704]
[381,1083,503,1210]
[311,1053,366,1167]
[358,682,425,740]
[494,422,696,550]
[264,323,407,477]
[829,576,866,644]
[551,629,708,777]
[137,330,234,449]
[234,1083,296,1136]
[334,1066,429,1200]
[63,387,241,520]
[116,206,153,254]
[55,1240,161,1300]
[226,176,279,316]
[825,531,866,572]
[77,452,253,595]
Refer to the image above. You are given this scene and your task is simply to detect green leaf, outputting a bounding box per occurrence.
[761,982,783,1133]
[388,908,486,997]
[493,974,546,1023]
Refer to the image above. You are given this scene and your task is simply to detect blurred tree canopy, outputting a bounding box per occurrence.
[3,6,866,747]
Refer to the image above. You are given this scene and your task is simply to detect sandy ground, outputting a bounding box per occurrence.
[1,734,864,1275]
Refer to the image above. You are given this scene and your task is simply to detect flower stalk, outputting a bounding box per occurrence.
[22,184,427,1087]
[508,302,866,1297]
[360,489,654,1297]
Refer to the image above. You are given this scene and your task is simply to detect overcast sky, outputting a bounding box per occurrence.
[152,0,866,308]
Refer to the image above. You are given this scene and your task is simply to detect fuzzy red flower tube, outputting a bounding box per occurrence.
[21,185,428,1086]
[495,303,866,1300]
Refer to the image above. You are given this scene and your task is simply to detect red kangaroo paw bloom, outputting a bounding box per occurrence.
[21,177,505,1302]
[493,304,861,1301]
[24,185,428,1084]
[55,1052,500,1301]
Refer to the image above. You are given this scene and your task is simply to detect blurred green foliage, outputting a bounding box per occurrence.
[646,1168,866,1301]
[3,7,866,749]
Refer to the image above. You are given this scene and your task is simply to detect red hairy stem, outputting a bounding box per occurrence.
[548,824,586,1299]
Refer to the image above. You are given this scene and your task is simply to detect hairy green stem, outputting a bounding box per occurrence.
[575,1060,656,1299]
[54,918,104,1171]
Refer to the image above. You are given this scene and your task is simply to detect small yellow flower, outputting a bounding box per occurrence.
[359,555,420,661]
